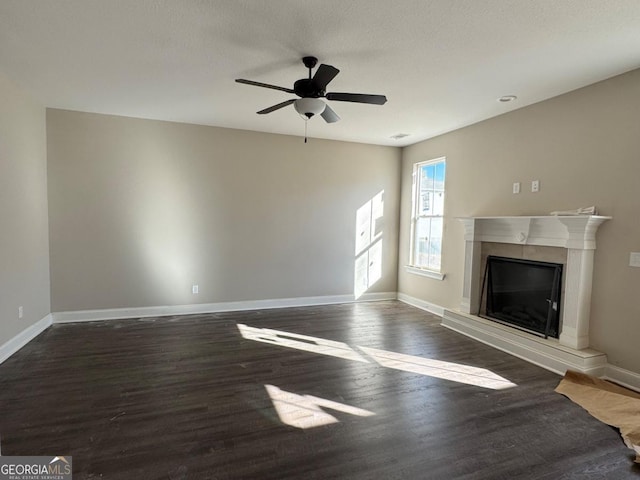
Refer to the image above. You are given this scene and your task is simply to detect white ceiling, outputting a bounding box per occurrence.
[1,1,639,147]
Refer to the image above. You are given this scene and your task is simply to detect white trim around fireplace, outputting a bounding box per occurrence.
[458,215,610,350]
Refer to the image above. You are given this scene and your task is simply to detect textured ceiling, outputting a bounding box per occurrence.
[1,0,639,146]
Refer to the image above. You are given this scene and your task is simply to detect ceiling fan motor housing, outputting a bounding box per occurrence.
[294,78,324,98]
[294,56,324,98]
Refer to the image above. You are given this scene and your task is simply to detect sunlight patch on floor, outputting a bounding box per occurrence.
[265,384,375,429]
[358,346,517,390]
[237,323,369,363]
[238,324,517,390]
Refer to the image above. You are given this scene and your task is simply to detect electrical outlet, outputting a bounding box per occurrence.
[192,284,199,294]
[18,306,23,319]
[531,180,540,193]
[630,252,640,268]
[512,182,520,194]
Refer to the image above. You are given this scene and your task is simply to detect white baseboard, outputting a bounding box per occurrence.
[603,364,640,392]
[397,293,445,317]
[52,291,398,323]
[0,314,52,364]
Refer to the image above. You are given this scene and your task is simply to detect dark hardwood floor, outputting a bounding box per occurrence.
[1,301,638,479]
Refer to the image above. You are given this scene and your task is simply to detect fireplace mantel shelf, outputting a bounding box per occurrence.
[458,215,611,250]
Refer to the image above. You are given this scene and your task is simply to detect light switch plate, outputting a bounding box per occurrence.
[531,180,539,193]
[630,252,640,267]
[513,182,520,194]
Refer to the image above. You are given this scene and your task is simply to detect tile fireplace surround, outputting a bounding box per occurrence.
[441,215,611,376]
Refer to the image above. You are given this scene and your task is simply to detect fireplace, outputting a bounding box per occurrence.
[482,256,562,338]
[441,215,611,376]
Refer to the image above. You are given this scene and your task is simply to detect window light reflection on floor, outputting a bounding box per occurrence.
[358,346,516,390]
[238,324,517,391]
[265,384,375,429]
[237,323,369,363]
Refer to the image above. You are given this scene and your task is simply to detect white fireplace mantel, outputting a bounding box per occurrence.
[440,215,611,376]
[457,215,610,351]
[459,215,611,250]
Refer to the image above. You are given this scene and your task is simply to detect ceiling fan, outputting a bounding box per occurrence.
[235,56,387,124]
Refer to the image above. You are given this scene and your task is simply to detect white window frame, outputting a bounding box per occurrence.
[407,157,446,280]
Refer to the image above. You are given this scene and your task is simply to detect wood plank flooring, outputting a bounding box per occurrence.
[0,301,638,479]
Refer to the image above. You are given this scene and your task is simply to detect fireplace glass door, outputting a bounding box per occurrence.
[483,256,562,338]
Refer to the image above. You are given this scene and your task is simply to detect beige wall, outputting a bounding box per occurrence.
[0,73,50,345]
[398,68,640,373]
[47,110,401,312]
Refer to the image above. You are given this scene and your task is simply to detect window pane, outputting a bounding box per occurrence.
[421,164,435,190]
[428,217,443,270]
[435,161,445,191]
[432,191,444,216]
[414,217,431,268]
[419,191,433,216]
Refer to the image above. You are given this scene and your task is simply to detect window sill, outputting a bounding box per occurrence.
[405,265,446,281]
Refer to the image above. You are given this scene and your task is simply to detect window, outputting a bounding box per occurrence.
[409,157,446,278]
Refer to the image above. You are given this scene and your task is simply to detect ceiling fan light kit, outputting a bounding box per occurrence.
[236,56,387,142]
[294,97,326,119]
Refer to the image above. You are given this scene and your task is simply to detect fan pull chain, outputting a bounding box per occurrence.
[304,120,308,143]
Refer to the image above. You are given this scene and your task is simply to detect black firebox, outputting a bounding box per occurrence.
[482,256,563,338]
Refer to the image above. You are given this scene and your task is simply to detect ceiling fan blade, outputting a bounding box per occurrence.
[326,92,387,105]
[321,104,340,123]
[312,64,340,91]
[257,99,296,114]
[236,79,295,94]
